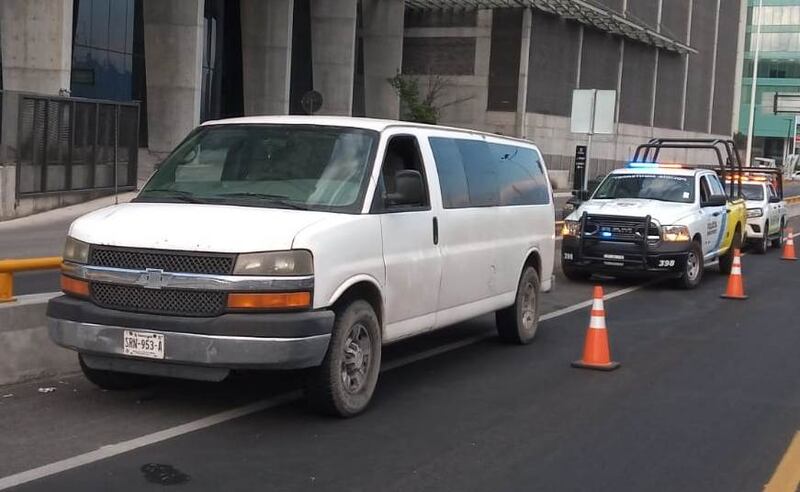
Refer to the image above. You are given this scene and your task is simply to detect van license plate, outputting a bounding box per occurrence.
[123,330,165,359]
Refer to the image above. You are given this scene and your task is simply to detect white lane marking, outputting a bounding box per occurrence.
[0,280,654,490]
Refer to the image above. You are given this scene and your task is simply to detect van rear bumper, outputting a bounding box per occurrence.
[46,296,334,373]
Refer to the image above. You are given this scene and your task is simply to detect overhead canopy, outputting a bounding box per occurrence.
[404,0,697,54]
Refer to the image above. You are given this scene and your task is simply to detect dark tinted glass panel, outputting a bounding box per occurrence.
[660,0,690,43]
[579,28,620,90]
[402,37,476,75]
[527,12,580,116]
[429,138,470,208]
[490,143,549,206]
[620,42,656,126]
[430,138,547,208]
[404,9,476,28]
[654,52,685,129]
[628,0,659,26]
[488,8,522,112]
[684,0,714,132]
[712,0,741,135]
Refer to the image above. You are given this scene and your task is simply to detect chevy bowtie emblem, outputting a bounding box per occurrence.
[143,268,165,289]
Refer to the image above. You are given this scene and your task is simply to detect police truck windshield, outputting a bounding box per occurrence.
[593,174,695,204]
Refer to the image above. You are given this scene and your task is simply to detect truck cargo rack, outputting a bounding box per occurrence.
[631,138,744,199]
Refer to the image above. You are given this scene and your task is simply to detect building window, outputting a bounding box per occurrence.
[747,32,800,52]
[749,6,800,26]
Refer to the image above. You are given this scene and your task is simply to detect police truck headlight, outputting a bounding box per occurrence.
[747,208,763,218]
[661,225,690,242]
[63,237,90,264]
[561,220,580,237]
[234,250,313,276]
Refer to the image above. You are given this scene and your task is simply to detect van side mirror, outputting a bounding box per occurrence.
[701,195,727,207]
[385,170,424,207]
[769,196,782,204]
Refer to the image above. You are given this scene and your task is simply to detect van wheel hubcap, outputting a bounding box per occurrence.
[520,281,536,331]
[341,323,371,394]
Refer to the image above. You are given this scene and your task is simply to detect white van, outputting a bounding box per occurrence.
[48,116,555,416]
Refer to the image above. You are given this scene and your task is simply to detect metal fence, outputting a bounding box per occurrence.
[15,93,139,197]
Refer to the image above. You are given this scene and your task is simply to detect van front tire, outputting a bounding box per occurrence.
[496,267,540,344]
[306,300,381,418]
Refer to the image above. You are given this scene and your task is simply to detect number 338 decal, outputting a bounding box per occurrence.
[658,259,676,267]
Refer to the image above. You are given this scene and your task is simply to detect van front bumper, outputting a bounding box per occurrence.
[47,296,334,374]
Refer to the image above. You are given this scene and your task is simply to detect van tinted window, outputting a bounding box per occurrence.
[429,137,549,208]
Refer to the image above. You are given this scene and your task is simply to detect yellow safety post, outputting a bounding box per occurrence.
[0,257,64,303]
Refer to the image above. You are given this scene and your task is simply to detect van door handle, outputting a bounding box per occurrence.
[712,212,721,217]
[433,217,439,245]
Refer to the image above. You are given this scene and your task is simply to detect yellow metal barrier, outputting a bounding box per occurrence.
[0,257,63,303]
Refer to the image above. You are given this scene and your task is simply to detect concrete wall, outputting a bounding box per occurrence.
[362,0,404,119]
[0,0,73,95]
[241,0,294,116]
[310,0,357,116]
[0,294,78,386]
[143,0,204,153]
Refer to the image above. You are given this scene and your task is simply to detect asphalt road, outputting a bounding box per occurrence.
[1,218,799,491]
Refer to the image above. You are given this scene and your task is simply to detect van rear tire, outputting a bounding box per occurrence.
[78,354,152,390]
[306,299,381,418]
[496,267,540,344]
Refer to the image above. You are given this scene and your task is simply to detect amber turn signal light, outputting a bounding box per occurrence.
[61,275,90,297]
[227,292,311,310]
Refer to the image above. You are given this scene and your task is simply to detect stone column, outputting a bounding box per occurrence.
[0,0,73,95]
[361,0,404,119]
[310,0,357,116]
[143,0,204,154]
[241,0,294,116]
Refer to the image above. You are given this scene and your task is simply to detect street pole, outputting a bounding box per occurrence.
[745,0,764,168]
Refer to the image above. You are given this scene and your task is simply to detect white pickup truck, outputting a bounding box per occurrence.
[561,139,747,289]
[736,171,787,254]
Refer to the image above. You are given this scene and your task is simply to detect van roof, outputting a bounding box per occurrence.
[200,115,535,145]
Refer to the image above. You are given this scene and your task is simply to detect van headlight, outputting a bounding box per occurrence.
[234,250,313,276]
[747,208,763,218]
[661,225,690,242]
[63,237,90,264]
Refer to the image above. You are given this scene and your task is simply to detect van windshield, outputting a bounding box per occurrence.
[593,173,695,203]
[137,125,378,213]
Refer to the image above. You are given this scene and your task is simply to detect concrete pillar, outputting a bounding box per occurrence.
[143,0,204,154]
[241,0,294,116]
[0,0,73,95]
[310,0,357,116]
[361,0,404,119]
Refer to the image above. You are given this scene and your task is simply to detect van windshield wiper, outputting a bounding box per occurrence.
[215,192,308,210]
[137,189,208,203]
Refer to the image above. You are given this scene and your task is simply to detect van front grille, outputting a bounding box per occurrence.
[90,282,226,317]
[89,247,235,275]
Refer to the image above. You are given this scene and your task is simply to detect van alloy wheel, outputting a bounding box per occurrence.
[341,323,371,394]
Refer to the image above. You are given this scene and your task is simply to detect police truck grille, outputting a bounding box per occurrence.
[89,247,234,275]
[90,283,226,317]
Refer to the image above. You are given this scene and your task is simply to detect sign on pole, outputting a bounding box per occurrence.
[573,145,587,192]
[570,89,617,191]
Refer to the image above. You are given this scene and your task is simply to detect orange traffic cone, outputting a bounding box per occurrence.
[720,248,748,300]
[781,227,797,261]
[572,286,620,371]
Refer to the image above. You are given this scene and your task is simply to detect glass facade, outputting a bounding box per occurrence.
[70,0,143,101]
[740,1,800,158]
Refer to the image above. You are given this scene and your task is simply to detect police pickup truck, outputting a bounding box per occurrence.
[734,169,787,254]
[561,139,747,289]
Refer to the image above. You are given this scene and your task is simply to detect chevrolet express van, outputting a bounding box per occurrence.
[48,116,555,416]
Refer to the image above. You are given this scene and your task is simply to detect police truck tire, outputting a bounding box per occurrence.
[772,220,785,249]
[675,241,704,290]
[496,267,540,344]
[754,222,768,254]
[306,299,381,418]
[719,226,743,275]
[79,354,152,390]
